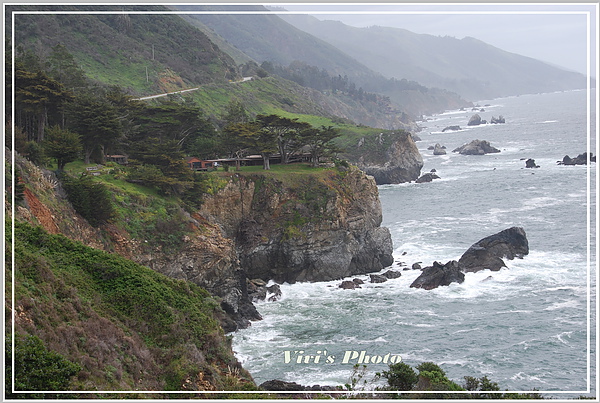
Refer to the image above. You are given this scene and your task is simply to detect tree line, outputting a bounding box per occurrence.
[7,42,343,195]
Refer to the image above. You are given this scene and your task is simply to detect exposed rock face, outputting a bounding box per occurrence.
[142,218,262,332]
[491,115,505,124]
[467,114,482,126]
[458,227,529,273]
[453,139,501,155]
[433,143,447,155]
[525,158,540,168]
[410,260,464,290]
[13,149,393,331]
[357,130,423,185]
[201,167,394,284]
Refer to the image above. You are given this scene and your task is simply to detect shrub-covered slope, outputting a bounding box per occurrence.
[8,4,240,94]
[7,219,254,395]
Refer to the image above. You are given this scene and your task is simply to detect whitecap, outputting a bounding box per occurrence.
[550,331,573,345]
[543,299,581,311]
[452,327,480,334]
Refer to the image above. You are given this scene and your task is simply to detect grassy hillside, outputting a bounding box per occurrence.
[8,4,240,95]
[7,219,256,396]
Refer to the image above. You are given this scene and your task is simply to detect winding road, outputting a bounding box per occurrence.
[135,76,253,101]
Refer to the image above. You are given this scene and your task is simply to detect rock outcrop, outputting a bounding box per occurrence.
[355,130,424,185]
[410,260,464,290]
[558,152,596,165]
[410,227,529,289]
[525,158,540,168]
[415,172,441,183]
[458,226,529,273]
[433,143,447,155]
[490,115,505,124]
[442,125,461,132]
[467,114,482,126]
[453,140,500,155]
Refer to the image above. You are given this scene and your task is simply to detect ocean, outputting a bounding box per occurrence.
[232,89,597,396]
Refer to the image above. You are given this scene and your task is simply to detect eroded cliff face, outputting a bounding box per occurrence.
[199,167,394,284]
[350,130,423,185]
[11,152,393,331]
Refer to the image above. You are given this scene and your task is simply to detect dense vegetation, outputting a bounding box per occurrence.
[6,220,256,396]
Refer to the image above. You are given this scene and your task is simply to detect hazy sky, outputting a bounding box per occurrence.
[271,3,596,77]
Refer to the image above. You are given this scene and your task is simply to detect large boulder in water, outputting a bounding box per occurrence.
[525,158,540,168]
[442,125,461,132]
[415,172,440,183]
[410,260,465,290]
[453,140,500,155]
[458,227,529,273]
[433,143,447,155]
[467,114,482,126]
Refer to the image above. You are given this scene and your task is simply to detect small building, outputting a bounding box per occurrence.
[105,155,128,165]
[186,157,214,171]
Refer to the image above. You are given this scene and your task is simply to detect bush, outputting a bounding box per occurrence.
[61,174,115,226]
[380,362,418,391]
[6,334,81,398]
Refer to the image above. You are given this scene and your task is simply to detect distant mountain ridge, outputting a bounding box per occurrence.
[280,13,588,101]
[169,4,471,116]
[171,4,375,79]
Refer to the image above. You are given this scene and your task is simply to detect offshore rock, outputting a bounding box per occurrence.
[467,114,482,126]
[559,152,596,165]
[356,130,424,184]
[340,280,360,289]
[525,158,540,168]
[410,260,465,290]
[442,125,461,132]
[382,270,402,279]
[458,227,529,273]
[453,139,501,155]
[433,143,447,155]
[370,274,388,283]
[416,172,441,183]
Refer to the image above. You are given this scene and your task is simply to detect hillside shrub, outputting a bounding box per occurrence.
[61,174,115,226]
[5,334,81,398]
[380,362,418,391]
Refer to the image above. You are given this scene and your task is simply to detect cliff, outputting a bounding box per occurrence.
[7,154,257,394]
[198,166,394,283]
[343,130,424,185]
[10,152,393,332]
